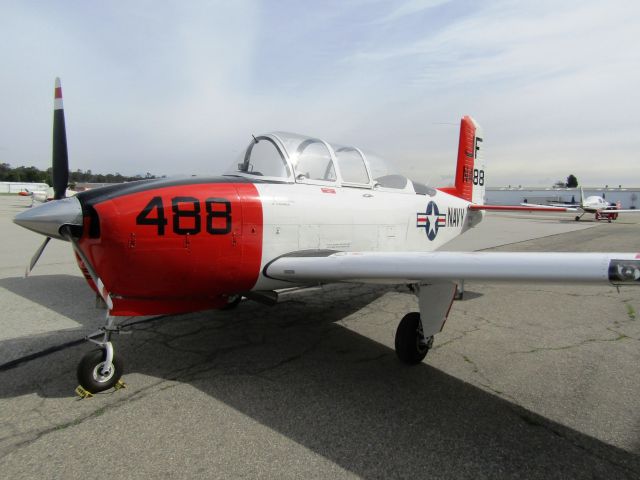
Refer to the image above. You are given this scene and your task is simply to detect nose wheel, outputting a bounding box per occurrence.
[77,315,125,394]
[395,312,434,364]
[77,348,124,393]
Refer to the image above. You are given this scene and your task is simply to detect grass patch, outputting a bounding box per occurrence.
[625,303,636,321]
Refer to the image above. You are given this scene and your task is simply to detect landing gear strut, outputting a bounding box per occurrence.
[77,316,124,393]
[395,312,434,364]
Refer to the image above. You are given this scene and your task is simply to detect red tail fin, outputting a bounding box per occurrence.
[439,116,484,204]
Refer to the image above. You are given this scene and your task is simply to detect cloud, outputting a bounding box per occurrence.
[1,1,639,187]
[335,1,640,186]
[373,0,452,24]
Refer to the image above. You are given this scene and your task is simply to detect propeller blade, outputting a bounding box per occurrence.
[25,236,51,277]
[52,77,69,200]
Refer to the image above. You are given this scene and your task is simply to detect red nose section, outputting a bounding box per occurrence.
[78,182,263,315]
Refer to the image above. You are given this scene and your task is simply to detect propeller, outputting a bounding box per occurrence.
[52,77,69,200]
[22,78,71,275]
[26,237,51,277]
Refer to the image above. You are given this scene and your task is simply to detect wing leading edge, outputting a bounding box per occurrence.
[265,251,640,285]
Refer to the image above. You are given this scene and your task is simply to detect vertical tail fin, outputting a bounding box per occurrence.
[439,116,485,204]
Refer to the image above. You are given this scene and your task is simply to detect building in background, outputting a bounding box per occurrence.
[0,182,49,194]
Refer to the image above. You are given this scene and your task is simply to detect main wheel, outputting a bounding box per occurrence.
[395,312,433,364]
[77,349,124,393]
[574,215,581,221]
[222,294,242,310]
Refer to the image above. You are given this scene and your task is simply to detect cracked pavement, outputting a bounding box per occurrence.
[1,196,640,479]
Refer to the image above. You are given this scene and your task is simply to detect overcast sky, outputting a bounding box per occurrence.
[1,0,639,187]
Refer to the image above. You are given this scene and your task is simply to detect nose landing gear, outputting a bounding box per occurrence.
[77,315,125,394]
[77,349,124,394]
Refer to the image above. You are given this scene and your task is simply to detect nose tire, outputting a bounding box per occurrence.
[77,349,124,393]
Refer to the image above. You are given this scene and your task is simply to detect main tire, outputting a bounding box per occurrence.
[77,349,124,393]
[395,312,433,364]
[222,294,242,310]
[574,215,581,221]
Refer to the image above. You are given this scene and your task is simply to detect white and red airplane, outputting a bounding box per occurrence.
[523,187,640,222]
[14,80,640,394]
[19,188,48,206]
[20,186,77,205]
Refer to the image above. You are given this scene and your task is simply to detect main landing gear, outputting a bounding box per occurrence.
[77,316,125,394]
[394,282,457,365]
[222,294,242,310]
[395,312,434,364]
[575,213,585,221]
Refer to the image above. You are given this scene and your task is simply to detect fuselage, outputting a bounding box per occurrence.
[582,196,611,212]
[15,123,487,317]
[74,177,479,315]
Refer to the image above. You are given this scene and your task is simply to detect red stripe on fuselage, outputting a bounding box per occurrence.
[77,182,263,316]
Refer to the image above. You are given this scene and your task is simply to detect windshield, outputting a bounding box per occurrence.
[227,136,290,180]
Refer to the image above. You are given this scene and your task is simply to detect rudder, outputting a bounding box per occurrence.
[439,116,485,204]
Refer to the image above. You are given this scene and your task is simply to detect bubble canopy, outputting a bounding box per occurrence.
[225,132,431,194]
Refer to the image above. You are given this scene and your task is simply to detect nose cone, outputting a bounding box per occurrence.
[14,196,83,239]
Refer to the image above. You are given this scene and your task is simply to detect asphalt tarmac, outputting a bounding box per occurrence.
[1,195,639,479]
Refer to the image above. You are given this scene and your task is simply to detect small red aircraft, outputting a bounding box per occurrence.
[14,79,640,393]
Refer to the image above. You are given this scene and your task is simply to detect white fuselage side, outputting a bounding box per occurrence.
[582,196,609,212]
[253,183,480,290]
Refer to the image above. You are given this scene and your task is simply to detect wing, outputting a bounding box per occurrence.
[607,209,640,214]
[265,251,640,285]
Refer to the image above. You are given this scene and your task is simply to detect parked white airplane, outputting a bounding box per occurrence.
[524,187,640,222]
[20,186,78,207]
[19,188,49,206]
[13,79,640,394]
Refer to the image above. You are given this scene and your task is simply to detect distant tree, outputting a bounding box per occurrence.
[0,163,159,185]
[0,162,11,179]
[566,174,578,188]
